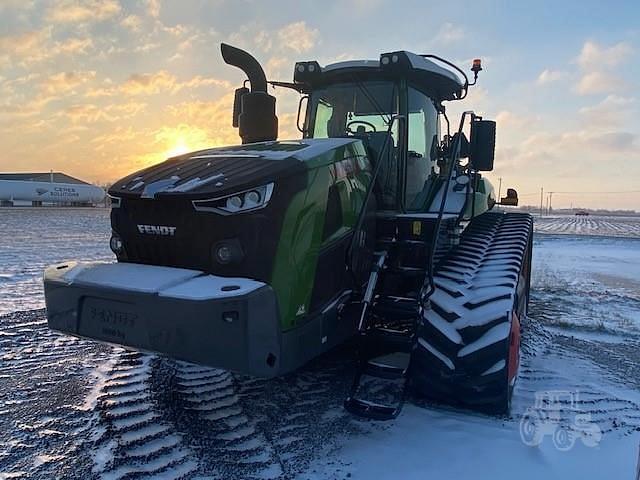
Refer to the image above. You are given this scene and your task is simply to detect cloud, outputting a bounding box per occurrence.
[40,71,96,96]
[577,40,634,69]
[55,37,94,55]
[579,95,636,126]
[574,71,625,95]
[228,20,319,57]
[120,71,176,95]
[167,96,234,126]
[165,96,239,143]
[64,103,114,123]
[0,29,49,63]
[0,29,94,66]
[587,131,637,151]
[106,101,147,117]
[153,123,215,150]
[494,110,538,133]
[252,30,274,52]
[1,70,99,114]
[62,100,147,123]
[536,69,567,85]
[119,71,229,95]
[0,0,35,11]
[85,72,228,98]
[46,0,121,24]
[573,40,633,96]
[265,56,290,78]
[146,0,161,19]
[277,22,319,54]
[121,14,142,31]
[434,22,464,44]
[516,127,638,166]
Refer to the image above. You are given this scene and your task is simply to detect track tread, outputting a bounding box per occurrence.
[412,212,533,412]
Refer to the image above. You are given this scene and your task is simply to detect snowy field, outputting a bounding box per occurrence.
[0,208,112,315]
[1,209,640,479]
[534,214,640,238]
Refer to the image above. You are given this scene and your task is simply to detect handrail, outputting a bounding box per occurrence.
[346,114,405,289]
[420,111,475,306]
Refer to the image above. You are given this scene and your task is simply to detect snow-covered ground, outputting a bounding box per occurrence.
[534,214,640,238]
[0,207,112,315]
[1,210,639,479]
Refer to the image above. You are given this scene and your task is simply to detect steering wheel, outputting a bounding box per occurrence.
[346,120,377,135]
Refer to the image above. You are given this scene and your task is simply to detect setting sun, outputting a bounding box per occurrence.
[164,141,191,159]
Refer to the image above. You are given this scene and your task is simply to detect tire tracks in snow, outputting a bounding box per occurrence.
[512,304,640,439]
[0,310,111,479]
[147,346,364,479]
[1,310,364,479]
[90,351,198,479]
[5,297,640,479]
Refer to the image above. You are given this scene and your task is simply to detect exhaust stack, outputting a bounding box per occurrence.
[221,43,278,144]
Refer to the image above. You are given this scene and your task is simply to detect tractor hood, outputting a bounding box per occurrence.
[108,138,360,200]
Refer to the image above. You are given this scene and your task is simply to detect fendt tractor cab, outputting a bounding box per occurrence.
[44,44,532,420]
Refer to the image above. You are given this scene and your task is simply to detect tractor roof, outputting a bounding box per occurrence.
[294,50,466,101]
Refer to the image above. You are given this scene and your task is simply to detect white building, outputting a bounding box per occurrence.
[0,172,105,206]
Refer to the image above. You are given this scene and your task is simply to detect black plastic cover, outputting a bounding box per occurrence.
[239,92,278,144]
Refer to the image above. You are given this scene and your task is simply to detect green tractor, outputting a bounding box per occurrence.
[44,43,532,419]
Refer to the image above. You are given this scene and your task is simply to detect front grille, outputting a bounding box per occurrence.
[112,196,281,283]
[116,197,208,270]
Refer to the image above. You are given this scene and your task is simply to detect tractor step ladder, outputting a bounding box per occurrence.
[344,250,420,420]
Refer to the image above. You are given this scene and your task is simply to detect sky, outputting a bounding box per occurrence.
[1,0,639,210]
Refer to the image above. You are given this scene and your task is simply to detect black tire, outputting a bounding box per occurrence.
[411,212,533,414]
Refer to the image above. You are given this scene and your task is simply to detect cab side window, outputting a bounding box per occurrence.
[406,88,439,210]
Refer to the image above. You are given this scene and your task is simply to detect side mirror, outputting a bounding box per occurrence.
[500,188,518,206]
[470,119,496,171]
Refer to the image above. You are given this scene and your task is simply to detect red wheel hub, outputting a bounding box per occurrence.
[508,312,521,383]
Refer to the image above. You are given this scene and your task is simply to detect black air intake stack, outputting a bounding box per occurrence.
[221,43,278,144]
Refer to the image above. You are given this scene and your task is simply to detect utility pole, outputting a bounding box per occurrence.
[497,177,502,202]
[540,187,544,217]
[546,193,550,215]
[549,191,554,214]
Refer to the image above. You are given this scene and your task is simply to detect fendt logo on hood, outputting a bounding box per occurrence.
[137,224,177,236]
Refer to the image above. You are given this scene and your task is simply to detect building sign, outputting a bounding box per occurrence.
[50,186,80,198]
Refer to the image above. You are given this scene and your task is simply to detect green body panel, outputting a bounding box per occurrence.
[270,141,372,330]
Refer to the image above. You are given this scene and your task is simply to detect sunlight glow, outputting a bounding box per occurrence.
[164,140,191,158]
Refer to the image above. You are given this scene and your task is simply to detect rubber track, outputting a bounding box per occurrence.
[412,212,533,411]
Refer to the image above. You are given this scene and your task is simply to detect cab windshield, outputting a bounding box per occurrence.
[307,81,397,139]
[306,81,399,209]
[305,81,441,212]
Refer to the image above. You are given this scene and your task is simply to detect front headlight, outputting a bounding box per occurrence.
[109,232,125,257]
[108,194,121,208]
[192,183,274,215]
